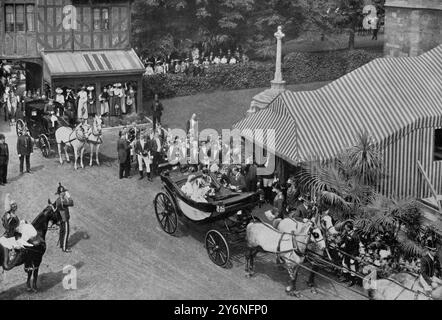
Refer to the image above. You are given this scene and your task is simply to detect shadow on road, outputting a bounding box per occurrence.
[69,230,90,249]
[7,165,45,183]
[0,261,85,300]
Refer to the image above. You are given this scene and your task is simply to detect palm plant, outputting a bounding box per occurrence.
[361,196,425,257]
[297,131,428,257]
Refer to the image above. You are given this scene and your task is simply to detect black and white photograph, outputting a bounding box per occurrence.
[0,0,442,306]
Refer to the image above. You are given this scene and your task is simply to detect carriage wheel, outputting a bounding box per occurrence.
[154,192,178,235]
[38,134,51,158]
[205,230,230,267]
[16,119,25,136]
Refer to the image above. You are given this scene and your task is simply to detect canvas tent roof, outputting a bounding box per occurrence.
[233,45,442,164]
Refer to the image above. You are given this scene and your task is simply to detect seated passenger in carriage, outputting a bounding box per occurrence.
[44,98,59,128]
[229,166,246,192]
[191,178,210,203]
[264,183,287,228]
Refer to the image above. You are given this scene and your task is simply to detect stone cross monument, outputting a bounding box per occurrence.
[270,26,286,90]
[247,26,287,114]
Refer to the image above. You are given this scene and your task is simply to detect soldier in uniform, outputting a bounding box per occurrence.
[2,194,19,238]
[1,194,20,267]
[55,183,74,253]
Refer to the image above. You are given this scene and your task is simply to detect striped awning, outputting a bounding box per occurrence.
[42,49,145,78]
[233,45,442,164]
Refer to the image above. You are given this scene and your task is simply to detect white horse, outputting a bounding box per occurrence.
[55,116,103,170]
[277,217,330,294]
[245,221,326,297]
[368,272,442,300]
[86,115,103,167]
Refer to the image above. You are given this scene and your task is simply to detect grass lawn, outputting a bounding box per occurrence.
[283,32,384,53]
[155,81,329,132]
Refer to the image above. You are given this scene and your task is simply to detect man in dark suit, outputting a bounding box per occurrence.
[149,131,162,177]
[229,166,246,192]
[55,183,74,253]
[17,128,33,174]
[0,133,9,185]
[117,130,131,179]
[245,159,258,192]
[290,198,312,222]
[151,94,163,130]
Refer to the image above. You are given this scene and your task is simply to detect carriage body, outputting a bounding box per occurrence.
[154,170,258,267]
[16,99,65,157]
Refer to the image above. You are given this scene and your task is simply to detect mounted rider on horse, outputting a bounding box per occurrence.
[0,194,38,269]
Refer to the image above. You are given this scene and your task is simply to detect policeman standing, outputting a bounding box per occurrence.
[55,183,74,253]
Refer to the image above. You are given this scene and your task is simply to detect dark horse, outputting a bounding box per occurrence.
[0,202,61,292]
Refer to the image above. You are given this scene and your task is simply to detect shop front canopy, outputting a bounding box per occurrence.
[42,49,145,79]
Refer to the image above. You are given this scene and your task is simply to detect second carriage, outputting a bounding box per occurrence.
[16,99,74,157]
[154,170,258,267]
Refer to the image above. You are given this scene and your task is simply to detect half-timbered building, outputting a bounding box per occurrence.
[0,0,144,111]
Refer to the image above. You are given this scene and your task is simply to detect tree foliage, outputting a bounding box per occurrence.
[132,0,385,57]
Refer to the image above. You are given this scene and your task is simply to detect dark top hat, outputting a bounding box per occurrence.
[55,182,68,195]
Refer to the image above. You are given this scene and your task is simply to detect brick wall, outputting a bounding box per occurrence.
[384,1,442,57]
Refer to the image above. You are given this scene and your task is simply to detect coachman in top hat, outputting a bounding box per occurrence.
[55,183,74,253]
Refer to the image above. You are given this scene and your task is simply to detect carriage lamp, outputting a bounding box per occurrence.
[216,203,225,213]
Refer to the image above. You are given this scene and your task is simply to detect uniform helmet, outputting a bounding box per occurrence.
[10,200,17,211]
[55,182,68,195]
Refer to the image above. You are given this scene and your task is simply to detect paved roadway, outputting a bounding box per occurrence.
[0,120,366,300]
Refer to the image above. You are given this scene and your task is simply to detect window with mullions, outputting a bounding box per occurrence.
[4,4,35,32]
[102,8,109,30]
[15,4,25,31]
[26,4,35,32]
[93,8,110,31]
[5,5,14,32]
[434,129,442,161]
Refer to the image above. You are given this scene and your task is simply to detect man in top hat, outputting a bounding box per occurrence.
[117,128,131,179]
[0,133,9,186]
[151,94,163,130]
[55,183,74,253]
[17,127,33,174]
[44,98,59,128]
[420,239,442,294]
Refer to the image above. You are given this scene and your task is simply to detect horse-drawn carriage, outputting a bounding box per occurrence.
[16,99,72,157]
[154,170,258,267]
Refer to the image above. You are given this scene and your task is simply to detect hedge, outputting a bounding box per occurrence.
[143,49,382,100]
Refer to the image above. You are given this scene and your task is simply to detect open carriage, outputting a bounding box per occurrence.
[15,99,72,157]
[154,170,258,267]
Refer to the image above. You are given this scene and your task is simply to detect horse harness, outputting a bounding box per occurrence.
[391,275,430,300]
[66,126,102,147]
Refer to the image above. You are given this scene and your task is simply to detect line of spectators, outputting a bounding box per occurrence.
[142,46,249,77]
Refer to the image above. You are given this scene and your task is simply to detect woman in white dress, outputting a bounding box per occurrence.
[77,86,88,123]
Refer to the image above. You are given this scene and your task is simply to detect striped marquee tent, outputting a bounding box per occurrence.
[233,45,442,199]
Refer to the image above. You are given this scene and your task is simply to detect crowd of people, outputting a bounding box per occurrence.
[1,81,138,131]
[142,46,249,77]
[47,83,138,126]
[261,175,441,288]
